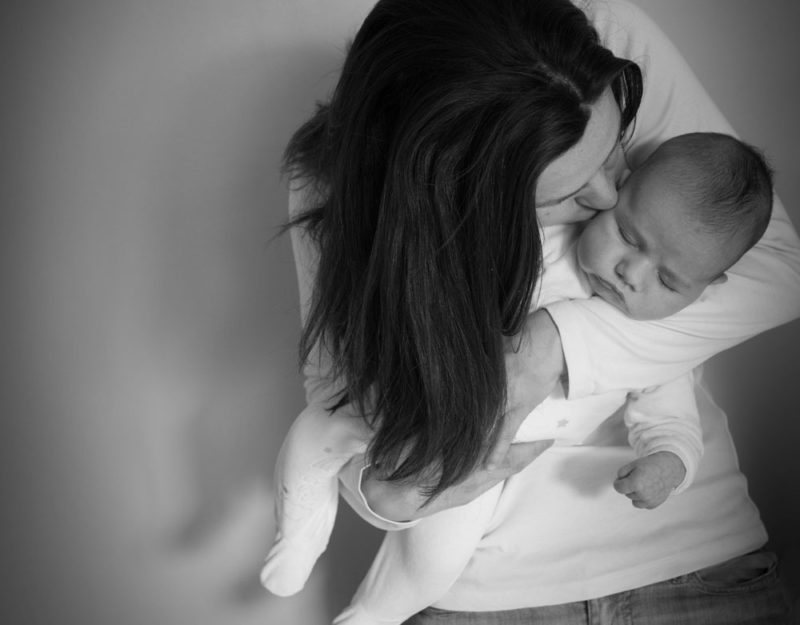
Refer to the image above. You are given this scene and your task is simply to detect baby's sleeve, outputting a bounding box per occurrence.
[623,372,702,494]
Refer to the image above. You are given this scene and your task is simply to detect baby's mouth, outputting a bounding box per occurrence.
[591,274,626,306]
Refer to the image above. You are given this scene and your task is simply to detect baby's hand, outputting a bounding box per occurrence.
[613,452,686,509]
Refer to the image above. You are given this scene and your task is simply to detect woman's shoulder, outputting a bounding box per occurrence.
[579,0,664,58]
[579,0,651,27]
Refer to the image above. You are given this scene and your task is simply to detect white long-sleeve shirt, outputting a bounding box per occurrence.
[283,0,800,612]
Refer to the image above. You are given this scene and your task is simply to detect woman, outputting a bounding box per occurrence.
[279,0,800,622]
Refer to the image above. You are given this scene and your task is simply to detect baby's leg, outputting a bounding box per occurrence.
[333,483,503,625]
[261,404,370,596]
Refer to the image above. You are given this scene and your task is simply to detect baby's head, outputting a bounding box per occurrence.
[577,132,773,320]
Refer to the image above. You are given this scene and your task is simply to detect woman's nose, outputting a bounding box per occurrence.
[576,168,618,211]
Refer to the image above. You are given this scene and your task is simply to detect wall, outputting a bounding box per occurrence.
[2,1,797,623]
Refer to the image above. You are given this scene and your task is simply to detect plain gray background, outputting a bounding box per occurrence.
[2,1,798,623]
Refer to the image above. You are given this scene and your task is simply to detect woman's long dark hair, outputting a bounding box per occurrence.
[285,0,642,498]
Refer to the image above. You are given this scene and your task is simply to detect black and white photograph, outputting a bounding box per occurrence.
[4,1,799,623]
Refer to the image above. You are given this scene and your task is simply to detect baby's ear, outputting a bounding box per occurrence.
[710,273,728,285]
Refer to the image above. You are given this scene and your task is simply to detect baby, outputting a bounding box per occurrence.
[263,132,773,624]
[569,129,773,505]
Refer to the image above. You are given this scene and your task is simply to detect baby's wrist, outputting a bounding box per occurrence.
[651,450,687,488]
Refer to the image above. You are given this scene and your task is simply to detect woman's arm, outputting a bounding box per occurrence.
[546,0,800,399]
[289,181,555,523]
[353,310,560,523]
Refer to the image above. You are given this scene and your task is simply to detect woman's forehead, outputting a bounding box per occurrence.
[535,88,622,206]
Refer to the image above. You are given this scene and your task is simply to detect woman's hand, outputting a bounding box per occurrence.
[359,438,554,522]
[490,309,566,467]
[359,310,566,522]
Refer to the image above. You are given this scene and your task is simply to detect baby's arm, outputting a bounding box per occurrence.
[613,372,702,509]
[333,484,502,625]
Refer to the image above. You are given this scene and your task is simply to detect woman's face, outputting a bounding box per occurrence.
[535,88,626,227]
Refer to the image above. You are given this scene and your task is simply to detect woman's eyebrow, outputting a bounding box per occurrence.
[535,136,622,209]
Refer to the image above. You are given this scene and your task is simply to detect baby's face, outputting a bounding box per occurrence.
[576,161,728,320]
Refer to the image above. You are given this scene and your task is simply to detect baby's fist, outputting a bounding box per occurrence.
[613,452,686,509]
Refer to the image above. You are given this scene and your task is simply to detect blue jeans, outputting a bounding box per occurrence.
[404,550,795,624]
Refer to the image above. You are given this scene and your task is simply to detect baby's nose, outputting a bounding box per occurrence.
[615,258,644,291]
